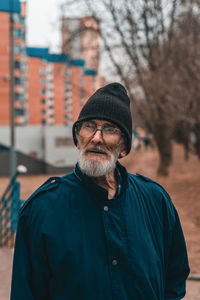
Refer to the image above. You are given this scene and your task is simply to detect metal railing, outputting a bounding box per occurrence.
[0,165,27,247]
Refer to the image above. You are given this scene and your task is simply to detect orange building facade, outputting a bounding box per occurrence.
[0,2,103,127]
[26,48,96,125]
[0,1,26,126]
[62,16,100,71]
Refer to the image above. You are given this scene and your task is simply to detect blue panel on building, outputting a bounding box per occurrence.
[26,48,68,63]
[85,69,96,76]
[47,53,68,63]
[26,47,49,59]
[70,59,85,67]
[0,0,21,13]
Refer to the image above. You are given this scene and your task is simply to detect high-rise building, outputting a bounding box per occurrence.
[61,17,100,71]
[0,2,104,127]
[26,48,96,125]
[0,0,27,126]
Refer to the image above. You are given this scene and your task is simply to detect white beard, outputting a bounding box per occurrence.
[78,147,120,177]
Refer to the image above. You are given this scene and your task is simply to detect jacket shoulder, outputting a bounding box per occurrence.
[135,173,158,184]
[135,173,167,191]
[132,173,172,200]
[19,176,62,214]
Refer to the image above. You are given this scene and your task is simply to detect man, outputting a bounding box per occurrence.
[11,83,190,300]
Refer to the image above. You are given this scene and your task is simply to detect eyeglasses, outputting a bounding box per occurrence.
[76,121,123,143]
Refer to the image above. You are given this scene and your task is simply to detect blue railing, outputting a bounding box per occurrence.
[0,165,27,247]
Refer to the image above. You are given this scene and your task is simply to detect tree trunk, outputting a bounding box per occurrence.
[157,142,173,176]
[153,124,173,176]
[193,123,200,159]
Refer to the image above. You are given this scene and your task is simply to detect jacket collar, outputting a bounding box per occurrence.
[73,161,128,201]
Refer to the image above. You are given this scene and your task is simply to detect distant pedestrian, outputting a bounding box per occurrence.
[11,82,190,300]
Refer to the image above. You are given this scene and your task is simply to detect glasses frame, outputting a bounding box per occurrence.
[75,120,124,142]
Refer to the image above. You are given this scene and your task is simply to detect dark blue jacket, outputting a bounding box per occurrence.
[11,162,190,300]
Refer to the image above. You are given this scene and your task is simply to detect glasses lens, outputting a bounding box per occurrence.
[79,122,96,137]
[102,126,121,142]
[77,121,122,143]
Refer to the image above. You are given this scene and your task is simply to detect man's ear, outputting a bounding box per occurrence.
[76,134,83,150]
[77,139,80,150]
[119,144,127,158]
[119,149,127,158]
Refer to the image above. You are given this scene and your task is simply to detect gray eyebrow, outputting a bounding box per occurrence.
[86,120,118,128]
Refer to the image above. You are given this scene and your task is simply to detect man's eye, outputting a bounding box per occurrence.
[104,126,116,134]
[85,123,95,129]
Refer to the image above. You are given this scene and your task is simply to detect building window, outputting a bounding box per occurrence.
[14,45,21,54]
[64,97,71,103]
[40,68,46,75]
[64,70,71,76]
[22,31,26,40]
[15,108,24,116]
[80,87,84,99]
[14,60,20,69]
[41,109,46,115]
[13,13,20,22]
[41,88,46,95]
[41,99,46,104]
[64,88,71,93]
[64,80,70,85]
[14,29,21,38]
[64,114,71,119]
[65,105,71,112]
[21,62,27,71]
[41,119,46,125]
[14,77,21,85]
[40,78,46,84]
[20,17,25,26]
[14,93,21,100]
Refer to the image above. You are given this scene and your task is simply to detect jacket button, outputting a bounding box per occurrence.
[104,206,109,211]
[50,179,56,184]
[112,259,118,266]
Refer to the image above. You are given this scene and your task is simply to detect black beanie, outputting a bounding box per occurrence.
[72,82,132,155]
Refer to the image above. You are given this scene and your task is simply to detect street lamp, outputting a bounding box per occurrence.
[9,0,17,179]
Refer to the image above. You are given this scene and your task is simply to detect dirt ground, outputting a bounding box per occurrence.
[0,143,200,299]
[121,143,200,275]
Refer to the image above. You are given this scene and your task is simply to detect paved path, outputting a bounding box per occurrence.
[0,248,13,300]
[0,247,200,300]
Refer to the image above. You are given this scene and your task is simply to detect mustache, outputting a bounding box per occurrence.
[84,145,108,154]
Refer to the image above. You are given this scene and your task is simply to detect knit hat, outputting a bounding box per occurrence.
[72,82,132,155]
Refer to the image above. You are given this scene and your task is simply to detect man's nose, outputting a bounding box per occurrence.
[91,128,103,143]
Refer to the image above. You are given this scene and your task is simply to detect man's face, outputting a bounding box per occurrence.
[76,119,126,177]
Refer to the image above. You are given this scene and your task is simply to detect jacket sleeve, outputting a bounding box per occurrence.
[10,200,51,300]
[164,205,190,300]
[10,177,61,300]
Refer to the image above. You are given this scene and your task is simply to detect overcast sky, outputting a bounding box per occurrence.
[25,0,109,77]
[26,0,89,52]
[26,0,63,52]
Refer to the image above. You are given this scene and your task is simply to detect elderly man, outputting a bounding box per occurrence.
[11,83,189,300]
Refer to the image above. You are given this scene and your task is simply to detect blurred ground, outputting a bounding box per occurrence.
[0,143,200,299]
[121,143,200,275]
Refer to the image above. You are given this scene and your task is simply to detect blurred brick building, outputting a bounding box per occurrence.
[62,16,100,71]
[0,0,26,126]
[0,1,105,127]
[26,48,97,125]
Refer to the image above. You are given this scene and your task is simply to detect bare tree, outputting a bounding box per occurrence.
[62,0,200,175]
